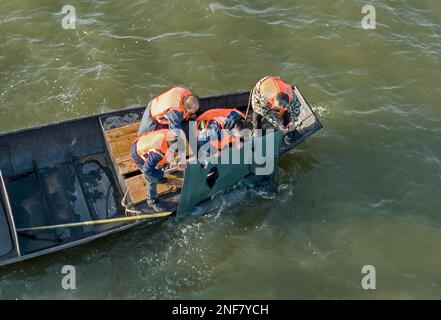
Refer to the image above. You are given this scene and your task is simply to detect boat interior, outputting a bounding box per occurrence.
[0,89,322,266]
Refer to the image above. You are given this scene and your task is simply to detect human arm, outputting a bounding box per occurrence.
[197,121,221,148]
[166,110,185,130]
[286,91,301,131]
[252,89,284,129]
[142,151,165,180]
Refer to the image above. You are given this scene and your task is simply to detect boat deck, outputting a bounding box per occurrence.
[1,153,126,255]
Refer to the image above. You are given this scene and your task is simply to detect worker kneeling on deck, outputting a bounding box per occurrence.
[138,86,200,136]
[251,76,301,144]
[196,108,250,159]
[131,129,184,212]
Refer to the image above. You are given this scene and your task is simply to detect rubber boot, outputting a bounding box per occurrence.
[147,199,167,213]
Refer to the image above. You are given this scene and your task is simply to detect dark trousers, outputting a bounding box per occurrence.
[137,101,166,136]
[130,143,159,201]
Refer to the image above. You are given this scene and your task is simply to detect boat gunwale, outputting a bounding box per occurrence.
[0,91,251,138]
[0,170,21,258]
[0,216,166,267]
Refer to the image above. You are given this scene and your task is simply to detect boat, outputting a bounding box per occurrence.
[0,88,322,267]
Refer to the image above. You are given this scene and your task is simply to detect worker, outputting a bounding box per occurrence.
[196,108,249,152]
[250,76,301,144]
[137,86,200,136]
[131,129,185,212]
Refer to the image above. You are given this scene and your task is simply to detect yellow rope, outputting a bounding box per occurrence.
[16,211,172,232]
[16,188,173,233]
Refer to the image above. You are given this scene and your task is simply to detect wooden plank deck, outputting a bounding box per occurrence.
[103,122,184,205]
[124,172,184,204]
[105,123,139,173]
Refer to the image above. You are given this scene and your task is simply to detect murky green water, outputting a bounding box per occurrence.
[1,0,441,299]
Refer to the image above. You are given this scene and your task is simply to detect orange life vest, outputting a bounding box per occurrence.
[196,108,245,129]
[197,108,245,150]
[150,87,192,125]
[257,76,293,116]
[210,133,241,151]
[133,129,170,166]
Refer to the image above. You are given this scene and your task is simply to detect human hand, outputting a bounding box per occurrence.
[287,122,296,131]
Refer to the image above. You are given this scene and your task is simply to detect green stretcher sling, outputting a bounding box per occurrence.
[177,131,283,217]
